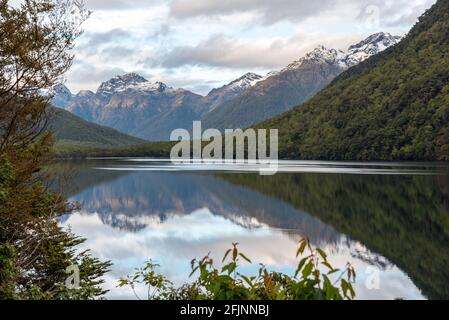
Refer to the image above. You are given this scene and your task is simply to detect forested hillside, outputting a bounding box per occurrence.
[48,107,145,148]
[260,0,449,161]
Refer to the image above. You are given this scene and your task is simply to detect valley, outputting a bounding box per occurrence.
[51,33,401,143]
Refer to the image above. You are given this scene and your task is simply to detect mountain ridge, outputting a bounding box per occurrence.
[202,32,402,131]
[52,32,402,140]
[48,106,146,148]
[258,0,449,161]
[51,71,266,140]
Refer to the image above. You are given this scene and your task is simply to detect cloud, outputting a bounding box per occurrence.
[77,28,134,55]
[65,0,437,95]
[83,0,162,10]
[170,0,337,25]
[356,0,436,27]
[159,33,361,69]
[169,0,436,27]
[100,46,136,60]
[66,61,128,92]
[152,23,174,38]
[153,73,225,95]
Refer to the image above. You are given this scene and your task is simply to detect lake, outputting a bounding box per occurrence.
[55,159,449,300]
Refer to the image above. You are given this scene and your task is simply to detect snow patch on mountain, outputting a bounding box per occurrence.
[343,32,403,67]
[76,90,95,98]
[266,70,280,78]
[226,72,265,92]
[283,46,346,72]
[97,73,172,95]
[282,32,402,72]
[47,83,73,108]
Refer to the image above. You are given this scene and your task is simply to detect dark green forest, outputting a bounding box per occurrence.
[49,107,145,148]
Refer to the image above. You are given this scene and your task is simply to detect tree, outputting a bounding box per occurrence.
[0,0,110,300]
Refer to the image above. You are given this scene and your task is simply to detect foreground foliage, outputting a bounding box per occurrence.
[0,0,110,300]
[221,172,449,299]
[0,156,111,299]
[119,240,356,300]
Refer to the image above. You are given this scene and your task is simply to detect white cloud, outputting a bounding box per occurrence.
[159,33,362,69]
[64,0,437,94]
[169,0,337,25]
[83,0,164,10]
[169,0,436,27]
[66,61,128,92]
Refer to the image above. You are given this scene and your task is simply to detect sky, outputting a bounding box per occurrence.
[63,0,437,95]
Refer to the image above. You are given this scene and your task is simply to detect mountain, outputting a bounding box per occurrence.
[342,32,403,67]
[203,32,402,130]
[53,72,264,141]
[48,106,145,148]
[53,73,207,141]
[52,33,400,140]
[49,83,73,109]
[203,73,264,112]
[259,0,449,161]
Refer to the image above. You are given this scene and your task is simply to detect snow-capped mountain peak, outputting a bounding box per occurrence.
[348,32,402,52]
[76,90,95,98]
[204,72,264,112]
[97,73,170,95]
[344,32,403,67]
[46,83,73,108]
[282,32,402,72]
[130,80,169,92]
[283,46,346,71]
[42,83,72,98]
[303,45,346,64]
[227,72,264,92]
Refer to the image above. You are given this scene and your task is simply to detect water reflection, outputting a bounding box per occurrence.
[56,159,449,300]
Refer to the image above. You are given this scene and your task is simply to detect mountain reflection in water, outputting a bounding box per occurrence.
[55,159,449,300]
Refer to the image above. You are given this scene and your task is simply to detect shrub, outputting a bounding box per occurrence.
[118,239,356,300]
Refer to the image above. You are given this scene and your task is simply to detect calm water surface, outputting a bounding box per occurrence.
[56,159,449,300]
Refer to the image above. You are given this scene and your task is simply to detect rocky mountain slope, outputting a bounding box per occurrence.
[203,72,265,112]
[53,72,264,140]
[52,33,401,140]
[203,32,402,130]
[54,73,207,141]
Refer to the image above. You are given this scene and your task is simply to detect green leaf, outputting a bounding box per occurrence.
[239,253,252,264]
[341,279,349,298]
[326,268,340,275]
[189,266,199,278]
[295,257,308,278]
[222,249,232,263]
[240,275,253,288]
[316,248,327,260]
[302,261,314,279]
[321,261,334,271]
[348,283,356,299]
[297,240,307,257]
[232,247,238,261]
